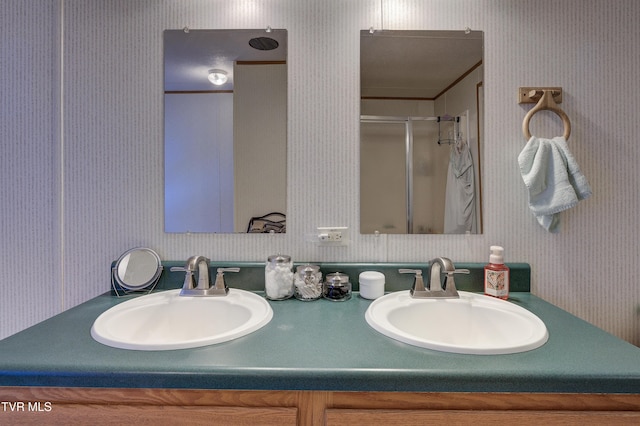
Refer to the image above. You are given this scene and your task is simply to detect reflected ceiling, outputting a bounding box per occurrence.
[360,30,482,99]
[164,29,287,92]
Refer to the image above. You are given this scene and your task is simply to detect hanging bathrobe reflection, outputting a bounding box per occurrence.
[444,138,476,234]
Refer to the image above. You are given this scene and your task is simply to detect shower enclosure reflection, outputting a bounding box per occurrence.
[360,30,483,234]
[361,114,474,234]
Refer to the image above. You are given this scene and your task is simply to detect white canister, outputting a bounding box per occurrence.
[358,271,385,299]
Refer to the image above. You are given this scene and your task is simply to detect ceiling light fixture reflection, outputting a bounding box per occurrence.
[208,69,228,85]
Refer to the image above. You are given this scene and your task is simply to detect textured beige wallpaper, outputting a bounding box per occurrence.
[2,0,639,345]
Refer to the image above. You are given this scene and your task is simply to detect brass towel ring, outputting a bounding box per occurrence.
[522,90,571,140]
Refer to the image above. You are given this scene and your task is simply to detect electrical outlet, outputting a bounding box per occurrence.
[327,230,342,241]
[319,230,343,242]
[317,227,349,245]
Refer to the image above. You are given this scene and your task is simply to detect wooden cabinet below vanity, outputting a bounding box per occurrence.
[2,387,639,425]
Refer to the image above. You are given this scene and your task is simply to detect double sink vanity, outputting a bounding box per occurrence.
[1,260,639,424]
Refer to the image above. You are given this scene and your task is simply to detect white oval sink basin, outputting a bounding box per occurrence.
[91,289,273,350]
[365,291,548,355]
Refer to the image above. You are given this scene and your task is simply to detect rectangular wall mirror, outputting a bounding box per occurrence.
[164,29,287,233]
[360,30,483,234]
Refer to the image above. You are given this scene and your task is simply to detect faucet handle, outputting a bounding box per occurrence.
[170,266,196,290]
[399,269,427,294]
[212,267,240,295]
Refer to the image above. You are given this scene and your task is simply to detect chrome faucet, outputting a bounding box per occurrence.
[399,257,469,299]
[170,256,239,296]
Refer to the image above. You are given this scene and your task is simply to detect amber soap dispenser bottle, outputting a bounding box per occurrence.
[484,245,509,299]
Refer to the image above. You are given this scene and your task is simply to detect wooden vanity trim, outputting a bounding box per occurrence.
[1,387,639,425]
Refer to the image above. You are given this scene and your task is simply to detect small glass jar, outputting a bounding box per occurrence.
[294,264,322,301]
[265,254,294,300]
[323,272,352,301]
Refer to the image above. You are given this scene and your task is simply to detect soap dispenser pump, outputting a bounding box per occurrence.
[484,245,509,300]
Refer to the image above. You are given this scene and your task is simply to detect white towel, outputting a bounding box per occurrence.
[517,136,592,232]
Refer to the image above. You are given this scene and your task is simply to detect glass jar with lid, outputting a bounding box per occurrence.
[294,264,322,301]
[265,254,294,300]
[323,272,352,301]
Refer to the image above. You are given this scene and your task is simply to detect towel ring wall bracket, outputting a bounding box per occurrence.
[518,87,563,104]
[519,87,571,141]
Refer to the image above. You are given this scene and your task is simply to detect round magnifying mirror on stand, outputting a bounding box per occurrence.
[113,247,163,292]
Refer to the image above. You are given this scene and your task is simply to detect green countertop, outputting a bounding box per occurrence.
[1,288,639,393]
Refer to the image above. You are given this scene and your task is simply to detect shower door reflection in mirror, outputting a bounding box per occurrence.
[360,30,483,234]
[164,29,287,233]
